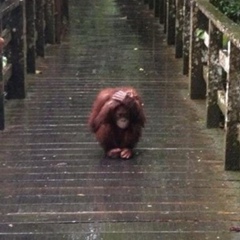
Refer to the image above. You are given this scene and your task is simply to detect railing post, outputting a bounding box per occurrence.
[63,0,69,22]
[54,0,68,43]
[7,0,26,99]
[206,21,223,128]
[0,16,4,130]
[224,43,240,170]
[35,0,45,57]
[159,0,165,24]
[26,0,36,73]
[189,1,206,99]
[175,0,183,58]
[45,0,55,44]
[182,0,190,74]
[55,0,61,43]
[155,0,160,17]
[166,0,175,45]
[149,0,154,9]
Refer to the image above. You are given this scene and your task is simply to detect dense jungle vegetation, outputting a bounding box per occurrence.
[211,0,240,23]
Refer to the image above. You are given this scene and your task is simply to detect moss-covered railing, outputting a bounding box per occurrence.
[190,0,240,170]
[145,0,240,170]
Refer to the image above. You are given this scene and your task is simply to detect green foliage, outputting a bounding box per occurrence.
[195,28,205,40]
[195,28,229,49]
[211,0,240,23]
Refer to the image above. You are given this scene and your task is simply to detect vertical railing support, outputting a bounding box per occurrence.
[189,1,206,99]
[166,0,175,45]
[155,0,160,17]
[159,0,165,24]
[206,21,223,128]
[55,0,62,43]
[45,0,55,44]
[0,17,4,130]
[35,0,45,57]
[7,0,26,99]
[26,0,36,73]
[175,0,183,58]
[224,43,240,170]
[149,0,154,9]
[182,0,190,75]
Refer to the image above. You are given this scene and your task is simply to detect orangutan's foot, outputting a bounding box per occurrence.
[107,148,133,159]
[106,148,122,158]
[120,148,133,159]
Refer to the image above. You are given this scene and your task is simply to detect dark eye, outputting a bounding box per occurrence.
[117,113,123,118]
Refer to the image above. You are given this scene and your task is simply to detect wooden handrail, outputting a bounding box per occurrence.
[144,0,240,170]
[195,0,240,48]
[0,0,19,17]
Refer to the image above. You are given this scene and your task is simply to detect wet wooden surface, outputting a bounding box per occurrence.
[1,0,240,239]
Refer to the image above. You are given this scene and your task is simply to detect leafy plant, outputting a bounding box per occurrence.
[211,0,240,23]
[195,28,205,40]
